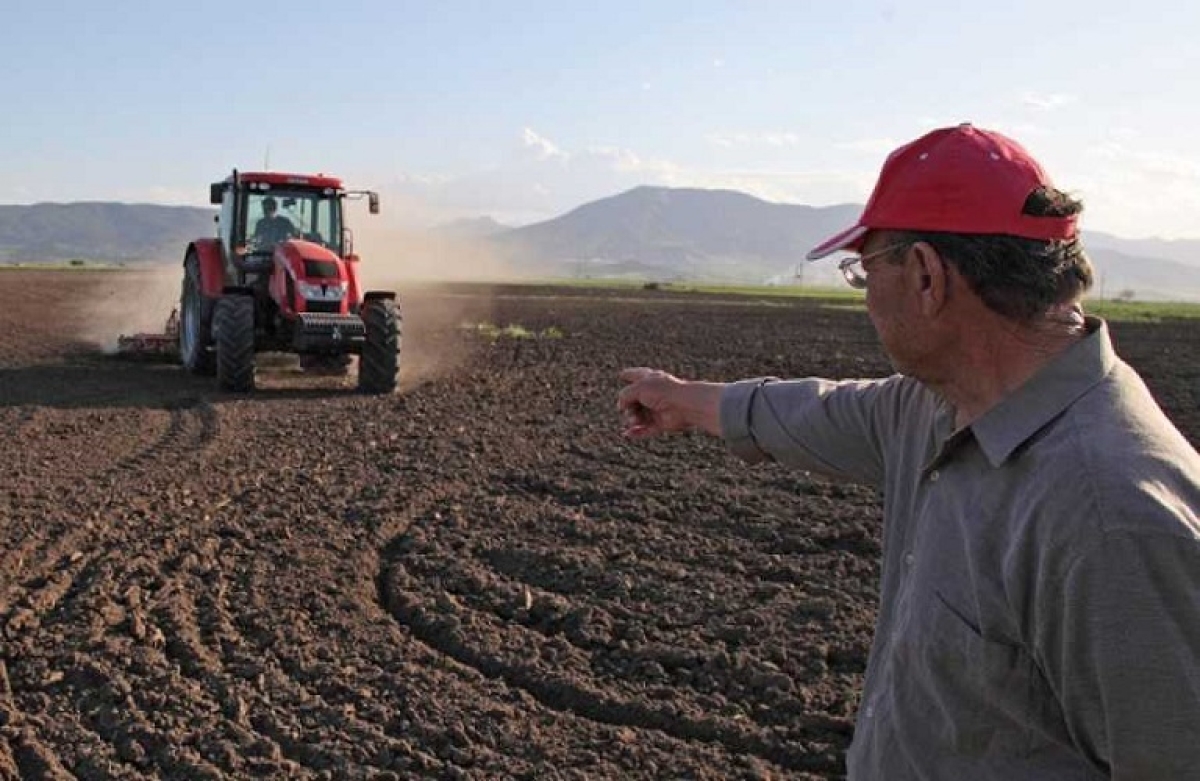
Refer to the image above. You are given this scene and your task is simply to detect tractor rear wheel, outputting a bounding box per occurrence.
[358,297,400,394]
[180,252,215,375]
[214,295,256,392]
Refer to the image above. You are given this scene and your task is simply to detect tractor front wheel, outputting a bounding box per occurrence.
[358,297,400,394]
[214,295,256,392]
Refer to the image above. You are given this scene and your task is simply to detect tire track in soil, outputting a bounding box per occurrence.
[13,537,284,779]
[56,573,291,779]
[0,407,40,438]
[378,486,854,777]
[1,418,328,779]
[25,445,471,779]
[108,477,498,779]
[108,398,221,477]
[11,441,342,779]
[1,401,226,780]
[2,401,219,516]
[219,484,474,778]
[1,401,220,614]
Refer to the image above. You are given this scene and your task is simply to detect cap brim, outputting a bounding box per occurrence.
[805,224,868,261]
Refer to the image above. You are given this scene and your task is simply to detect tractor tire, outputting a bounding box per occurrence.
[180,252,215,375]
[358,297,400,394]
[214,295,256,392]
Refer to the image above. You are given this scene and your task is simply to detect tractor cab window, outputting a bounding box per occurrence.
[248,193,296,250]
[246,190,342,254]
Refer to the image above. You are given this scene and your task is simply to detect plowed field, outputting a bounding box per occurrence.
[2,269,1197,780]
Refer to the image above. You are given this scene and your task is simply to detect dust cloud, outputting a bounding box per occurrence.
[349,205,525,290]
[78,266,182,354]
[348,195,529,388]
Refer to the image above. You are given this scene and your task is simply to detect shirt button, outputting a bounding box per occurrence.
[865,704,876,718]
[929,470,940,482]
[904,552,915,566]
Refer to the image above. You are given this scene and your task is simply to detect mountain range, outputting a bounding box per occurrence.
[483,187,1200,300]
[0,202,215,264]
[4,189,1198,301]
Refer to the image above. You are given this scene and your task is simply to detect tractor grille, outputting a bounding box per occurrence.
[293,312,366,352]
[297,313,365,334]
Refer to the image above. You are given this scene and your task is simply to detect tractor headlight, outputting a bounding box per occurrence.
[297,280,348,301]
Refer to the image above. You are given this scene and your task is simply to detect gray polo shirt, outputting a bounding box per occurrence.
[719,318,1200,780]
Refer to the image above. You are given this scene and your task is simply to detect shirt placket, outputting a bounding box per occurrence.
[864,432,959,749]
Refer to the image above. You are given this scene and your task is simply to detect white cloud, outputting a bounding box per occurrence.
[1021,91,1076,111]
[522,127,568,162]
[706,131,802,148]
[582,145,651,173]
[996,122,1044,138]
[100,185,199,206]
[662,168,873,206]
[1082,141,1200,182]
[396,171,454,185]
[833,137,898,155]
[1067,140,1200,238]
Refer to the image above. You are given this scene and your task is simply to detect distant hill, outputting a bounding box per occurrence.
[0,202,215,263]
[488,186,1200,300]
[1082,247,1200,301]
[493,186,861,284]
[1085,231,1200,269]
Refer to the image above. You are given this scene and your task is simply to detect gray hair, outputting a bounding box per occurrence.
[896,188,1094,322]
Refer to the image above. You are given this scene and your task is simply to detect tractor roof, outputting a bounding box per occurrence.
[228,171,345,190]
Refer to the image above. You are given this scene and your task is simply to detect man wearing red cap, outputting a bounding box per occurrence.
[618,124,1200,779]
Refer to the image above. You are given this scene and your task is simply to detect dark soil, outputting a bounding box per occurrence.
[1,270,1196,780]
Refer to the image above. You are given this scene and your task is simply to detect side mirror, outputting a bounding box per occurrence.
[368,192,380,215]
[209,184,224,205]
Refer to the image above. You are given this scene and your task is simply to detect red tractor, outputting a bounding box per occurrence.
[178,170,399,393]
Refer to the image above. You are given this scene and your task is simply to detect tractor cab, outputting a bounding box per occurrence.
[209,171,379,281]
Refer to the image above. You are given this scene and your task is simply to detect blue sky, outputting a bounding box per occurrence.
[4,0,1200,239]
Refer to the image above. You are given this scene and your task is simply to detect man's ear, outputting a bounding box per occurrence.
[910,242,948,315]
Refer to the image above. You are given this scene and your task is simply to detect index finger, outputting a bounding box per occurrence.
[619,366,655,385]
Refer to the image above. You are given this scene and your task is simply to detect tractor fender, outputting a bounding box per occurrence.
[359,291,396,316]
[188,239,227,298]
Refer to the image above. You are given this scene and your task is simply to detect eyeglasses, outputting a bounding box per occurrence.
[837,243,911,289]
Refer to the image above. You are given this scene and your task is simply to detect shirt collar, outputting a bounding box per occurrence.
[968,316,1117,467]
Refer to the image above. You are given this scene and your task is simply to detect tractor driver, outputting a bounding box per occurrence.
[253,196,296,248]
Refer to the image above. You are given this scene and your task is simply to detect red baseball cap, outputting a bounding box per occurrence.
[806,123,1078,260]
